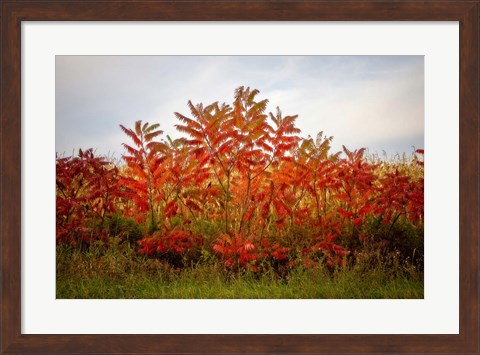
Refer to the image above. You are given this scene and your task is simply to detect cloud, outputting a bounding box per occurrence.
[56,55,423,158]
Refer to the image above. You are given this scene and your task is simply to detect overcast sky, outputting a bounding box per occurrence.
[56,55,423,159]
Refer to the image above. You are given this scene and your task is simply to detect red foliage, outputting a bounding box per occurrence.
[212,233,258,271]
[56,149,121,244]
[138,227,203,267]
[374,168,423,225]
[299,232,351,268]
[57,86,424,274]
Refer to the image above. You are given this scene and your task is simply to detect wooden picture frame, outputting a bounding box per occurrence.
[1,1,478,354]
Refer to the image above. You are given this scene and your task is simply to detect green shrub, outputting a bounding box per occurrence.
[104,213,143,243]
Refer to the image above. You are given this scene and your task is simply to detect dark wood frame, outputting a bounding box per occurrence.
[1,1,478,354]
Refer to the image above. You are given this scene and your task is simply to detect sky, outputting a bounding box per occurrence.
[56,56,424,160]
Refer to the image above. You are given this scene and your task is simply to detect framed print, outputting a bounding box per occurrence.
[1,1,478,354]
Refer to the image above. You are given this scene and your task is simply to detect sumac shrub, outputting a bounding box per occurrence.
[56,149,122,246]
[57,86,424,276]
[138,227,203,268]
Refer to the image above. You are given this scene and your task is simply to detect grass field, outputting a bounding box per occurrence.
[56,243,423,299]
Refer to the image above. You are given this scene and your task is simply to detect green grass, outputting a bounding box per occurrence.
[56,244,423,299]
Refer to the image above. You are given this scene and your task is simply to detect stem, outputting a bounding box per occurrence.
[312,173,321,223]
[238,171,252,234]
[177,194,198,222]
[224,173,231,234]
[388,212,402,235]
